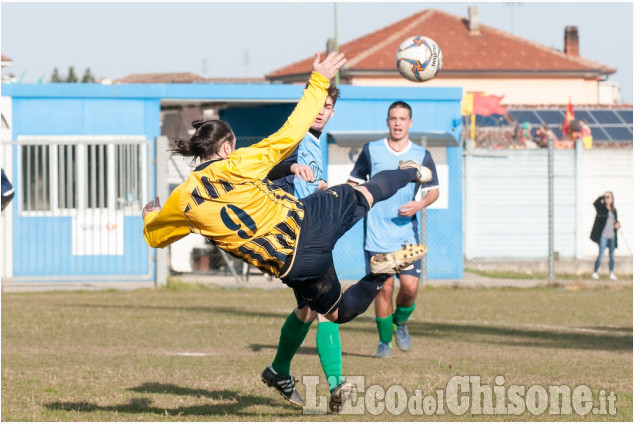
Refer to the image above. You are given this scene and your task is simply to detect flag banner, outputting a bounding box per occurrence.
[473,94,508,116]
[563,99,575,136]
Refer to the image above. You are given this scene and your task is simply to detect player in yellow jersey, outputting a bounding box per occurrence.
[142,52,428,326]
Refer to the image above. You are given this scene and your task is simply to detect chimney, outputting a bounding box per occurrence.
[564,26,579,57]
[326,38,337,55]
[468,6,480,34]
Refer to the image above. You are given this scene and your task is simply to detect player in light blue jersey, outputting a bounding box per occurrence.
[263,84,354,412]
[348,101,439,358]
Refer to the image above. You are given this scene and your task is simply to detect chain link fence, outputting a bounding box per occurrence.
[165,135,633,283]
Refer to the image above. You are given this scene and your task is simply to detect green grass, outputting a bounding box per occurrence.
[464,267,633,281]
[2,284,632,421]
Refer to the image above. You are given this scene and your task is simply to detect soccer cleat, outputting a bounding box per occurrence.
[370,244,427,275]
[329,381,356,413]
[393,324,411,352]
[375,341,392,358]
[592,272,599,280]
[261,365,305,406]
[399,160,433,183]
[609,272,618,281]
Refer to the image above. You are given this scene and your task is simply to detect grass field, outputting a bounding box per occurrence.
[2,283,632,421]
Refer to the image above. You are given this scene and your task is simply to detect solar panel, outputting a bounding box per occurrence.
[590,110,622,124]
[504,107,632,144]
[475,114,509,126]
[536,110,565,125]
[574,110,596,124]
[589,126,610,140]
[508,110,540,124]
[603,126,633,141]
[616,110,633,124]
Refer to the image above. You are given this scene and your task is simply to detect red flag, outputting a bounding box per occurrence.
[563,99,575,136]
[473,94,508,116]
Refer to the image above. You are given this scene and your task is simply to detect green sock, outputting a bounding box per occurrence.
[393,303,416,325]
[271,311,312,376]
[376,315,393,343]
[316,321,342,393]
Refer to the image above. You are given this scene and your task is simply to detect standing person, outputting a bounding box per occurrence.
[590,192,620,280]
[347,101,439,358]
[519,121,538,149]
[142,50,428,342]
[261,83,353,412]
[579,119,593,149]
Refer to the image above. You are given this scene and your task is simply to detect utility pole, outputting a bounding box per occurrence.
[334,2,340,85]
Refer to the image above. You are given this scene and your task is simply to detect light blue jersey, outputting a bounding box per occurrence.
[269,131,324,198]
[349,139,439,252]
[293,131,322,198]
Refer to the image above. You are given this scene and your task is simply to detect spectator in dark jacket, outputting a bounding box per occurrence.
[590,192,620,280]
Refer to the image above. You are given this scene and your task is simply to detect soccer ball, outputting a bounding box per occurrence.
[395,36,443,82]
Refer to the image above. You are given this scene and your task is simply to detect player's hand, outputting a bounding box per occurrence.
[290,163,315,182]
[398,201,421,217]
[317,179,328,191]
[142,196,161,219]
[615,221,621,230]
[312,52,346,80]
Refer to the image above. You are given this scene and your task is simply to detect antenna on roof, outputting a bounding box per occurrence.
[505,2,522,35]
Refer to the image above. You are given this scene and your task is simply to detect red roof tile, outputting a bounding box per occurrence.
[116,72,208,84]
[117,72,268,84]
[266,9,615,80]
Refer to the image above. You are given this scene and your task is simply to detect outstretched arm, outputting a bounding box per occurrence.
[224,53,346,181]
[142,188,191,248]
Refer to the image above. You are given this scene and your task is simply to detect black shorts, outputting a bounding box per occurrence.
[282,184,370,315]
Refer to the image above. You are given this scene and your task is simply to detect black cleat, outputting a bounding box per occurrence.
[261,365,305,406]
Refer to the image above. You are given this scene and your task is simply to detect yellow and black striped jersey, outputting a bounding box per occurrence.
[143,72,330,277]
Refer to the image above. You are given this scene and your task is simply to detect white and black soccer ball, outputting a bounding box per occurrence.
[395,36,443,83]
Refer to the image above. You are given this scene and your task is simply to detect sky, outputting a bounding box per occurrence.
[1,1,633,103]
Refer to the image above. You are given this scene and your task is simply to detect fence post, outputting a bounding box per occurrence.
[419,136,427,287]
[574,138,584,259]
[154,136,169,287]
[548,136,555,284]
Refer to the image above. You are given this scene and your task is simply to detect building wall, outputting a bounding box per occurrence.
[2,86,161,282]
[350,76,601,104]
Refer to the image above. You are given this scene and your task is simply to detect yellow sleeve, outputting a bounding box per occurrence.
[221,72,330,181]
[143,184,191,248]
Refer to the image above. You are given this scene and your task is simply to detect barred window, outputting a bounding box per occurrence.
[18,136,148,213]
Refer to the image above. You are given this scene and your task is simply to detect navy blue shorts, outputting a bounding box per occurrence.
[282,184,370,315]
[364,250,422,278]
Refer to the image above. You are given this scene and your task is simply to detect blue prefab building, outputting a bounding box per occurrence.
[1,82,463,285]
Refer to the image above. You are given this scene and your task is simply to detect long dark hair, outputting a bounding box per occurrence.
[605,191,617,213]
[171,119,233,162]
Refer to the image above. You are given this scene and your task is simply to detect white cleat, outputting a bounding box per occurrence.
[399,160,433,183]
[370,244,427,275]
